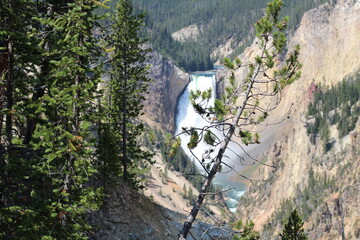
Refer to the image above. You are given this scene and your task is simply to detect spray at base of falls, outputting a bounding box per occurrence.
[175,72,245,213]
[175,73,217,164]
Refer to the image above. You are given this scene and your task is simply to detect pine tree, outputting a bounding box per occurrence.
[0,0,41,145]
[187,187,193,202]
[22,0,74,145]
[183,183,187,196]
[232,220,260,240]
[0,0,44,238]
[27,1,104,238]
[279,210,308,240]
[177,0,302,238]
[0,0,155,237]
[0,0,105,238]
[100,0,153,189]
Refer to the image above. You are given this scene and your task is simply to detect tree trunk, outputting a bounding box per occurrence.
[179,63,261,239]
[122,62,128,182]
[0,52,8,145]
[23,85,45,144]
[179,125,235,239]
[5,39,13,146]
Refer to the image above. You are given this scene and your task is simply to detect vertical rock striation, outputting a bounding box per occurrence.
[236,0,360,239]
[143,47,190,132]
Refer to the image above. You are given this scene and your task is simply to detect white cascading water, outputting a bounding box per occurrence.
[175,73,216,162]
[175,72,245,212]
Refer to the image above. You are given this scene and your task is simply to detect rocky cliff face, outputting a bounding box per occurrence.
[89,183,182,240]
[171,24,203,43]
[235,0,360,239]
[143,47,190,132]
[92,47,237,239]
[92,1,360,239]
[90,181,233,240]
[239,120,360,239]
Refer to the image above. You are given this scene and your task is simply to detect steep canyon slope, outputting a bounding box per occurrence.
[92,0,360,239]
[236,0,360,239]
[142,47,190,132]
[91,48,230,239]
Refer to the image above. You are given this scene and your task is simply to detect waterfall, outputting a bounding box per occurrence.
[175,72,245,213]
[175,73,216,163]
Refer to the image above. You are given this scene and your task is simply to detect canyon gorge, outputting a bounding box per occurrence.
[92,0,360,239]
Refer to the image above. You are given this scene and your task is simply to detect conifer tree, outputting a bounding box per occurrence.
[177,0,302,239]
[29,1,104,238]
[22,0,74,145]
[1,0,105,238]
[0,0,40,145]
[232,220,260,240]
[280,210,308,240]
[0,0,43,237]
[100,0,153,188]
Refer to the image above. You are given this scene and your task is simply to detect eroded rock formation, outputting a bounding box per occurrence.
[236,1,360,239]
[142,47,190,132]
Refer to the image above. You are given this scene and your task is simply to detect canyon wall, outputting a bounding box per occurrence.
[143,47,190,132]
[93,0,360,238]
[90,181,232,240]
[236,0,360,239]
[89,183,182,240]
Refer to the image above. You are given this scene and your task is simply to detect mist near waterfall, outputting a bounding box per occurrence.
[175,72,246,212]
[175,73,217,163]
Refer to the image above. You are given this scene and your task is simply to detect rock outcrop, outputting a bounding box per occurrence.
[89,182,182,240]
[171,24,203,43]
[235,0,360,239]
[92,1,360,239]
[89,182,233,240]
[143,47,190,132]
